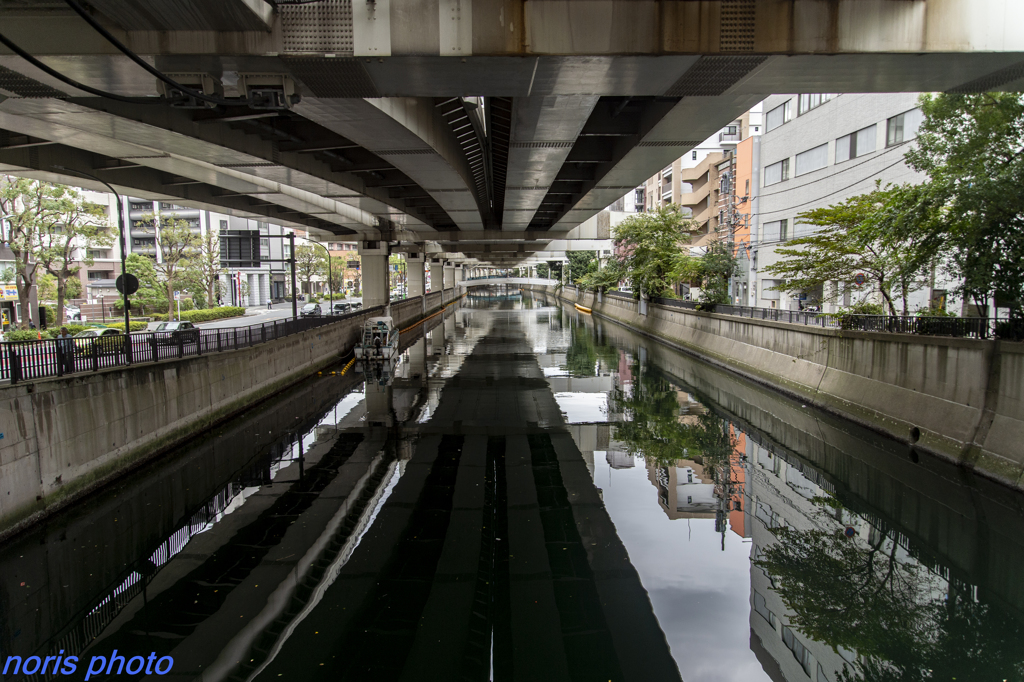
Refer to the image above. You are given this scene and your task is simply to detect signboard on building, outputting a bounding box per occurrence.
[1,286,17,301]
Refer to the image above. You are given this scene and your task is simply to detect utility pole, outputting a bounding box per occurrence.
[289,232,297,318]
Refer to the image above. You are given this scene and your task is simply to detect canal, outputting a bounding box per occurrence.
[2,294,1023,682]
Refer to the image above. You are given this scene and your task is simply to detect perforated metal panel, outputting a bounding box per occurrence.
[510,141,574,149]
[0,65,67,98]
[375,149,438,156]
[720,0,756,53]
[663,56,766,97]
[284,57,380,98]
[281,0,354,54]
[947,61,1024,93]
[636,141,701,148]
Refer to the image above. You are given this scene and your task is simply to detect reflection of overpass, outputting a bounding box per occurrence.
[0,0,1022,274]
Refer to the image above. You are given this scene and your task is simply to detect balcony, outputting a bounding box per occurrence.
[719,131,741,143]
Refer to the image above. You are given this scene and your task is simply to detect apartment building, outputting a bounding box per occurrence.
[752,93,934,312]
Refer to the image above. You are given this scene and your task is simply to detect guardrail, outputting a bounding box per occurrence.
[1,307,384,385]
[648,296,1019,340]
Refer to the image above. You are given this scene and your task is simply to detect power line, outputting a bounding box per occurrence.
[756,154,912,218]
[0,30,170,104]
[62,0,250,107]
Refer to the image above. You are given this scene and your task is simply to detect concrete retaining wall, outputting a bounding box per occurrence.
[529,285,1024,490]
[0,291,458,536]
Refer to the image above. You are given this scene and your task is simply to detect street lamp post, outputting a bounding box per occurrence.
[52,166,132,362]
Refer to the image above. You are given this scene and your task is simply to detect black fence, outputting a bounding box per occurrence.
[1,308,382,385]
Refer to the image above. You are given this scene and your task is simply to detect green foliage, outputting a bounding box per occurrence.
[764,187,930,316]
[43,304,56,327]
[611,205,698,298]
[176,306,245,323]
[122,253,167,313]
[152,217,201,318]
[5,329,43,341]
[567,250,598,285]
[104,321,149,332]
[846,300,886,315]
[536,262,550,278]
[38,272,82,302]
[294,244,327,294]
[685,241,738,306]
[903,92,1024,317]
[915,305,956,318]
[577,260,623,292]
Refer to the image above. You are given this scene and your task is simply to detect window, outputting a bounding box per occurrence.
[691,150,698,161]
[764,159,789,186]
[87,271,110,280]
[260,238,269,247]
[836,125,876,163]
[795,144,828,175]
[744,179,750,196]
[219,220,228,230]
[763,219,788,243]
[753,591,778,629]
[782,626,814,676]
[87,249,110,259]
[766,100,793,131]
[798,93,834,115]
[887,108,924,146]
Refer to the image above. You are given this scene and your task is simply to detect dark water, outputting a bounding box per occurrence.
[2,295,1023,682]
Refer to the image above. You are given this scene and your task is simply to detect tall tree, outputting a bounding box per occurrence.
[152,217,200,318]
[764,188,930,315]
[293,244,326,296]
[611,205,698,298]
[1,177,57,327]
[902,92,1024,317]
[567,250,598,285]
[190,227,222,308]
[122,253,166,315]
[683,240,739,306]
[35,185,111,323]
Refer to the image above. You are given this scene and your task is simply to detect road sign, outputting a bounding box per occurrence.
[116,273,139,296]
[173,291,181,301]
[853,273,866,286]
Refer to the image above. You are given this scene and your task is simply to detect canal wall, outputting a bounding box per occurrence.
[527,285,1024,491]
[0,290,456,537]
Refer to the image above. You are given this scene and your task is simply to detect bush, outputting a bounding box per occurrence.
[178,306,246,323]
[150,313,168,322]
[844,300,886,315]
[44,305,56,327]
[915,305,957,318]
[5,329,43,342]
[105,321,149,332]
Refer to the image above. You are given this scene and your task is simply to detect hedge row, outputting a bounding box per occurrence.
[105,321,150,332]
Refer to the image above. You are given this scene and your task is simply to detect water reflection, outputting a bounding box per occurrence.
[531,292,1024,682]
[3,295,1024,682]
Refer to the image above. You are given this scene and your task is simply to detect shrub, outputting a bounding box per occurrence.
[43,305,56,327]
[177,306,246,323]
[105,321,149,332]
[150,313,168,322]
[5,329,43,341]
[844,300,886,315]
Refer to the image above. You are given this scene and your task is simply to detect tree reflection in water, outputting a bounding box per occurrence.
[756,502,1024,681]
[559,311,1024,681]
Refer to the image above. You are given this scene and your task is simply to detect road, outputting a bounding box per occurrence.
[195,300,367,330]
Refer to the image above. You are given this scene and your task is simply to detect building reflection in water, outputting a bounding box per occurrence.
[542,294,1024,682]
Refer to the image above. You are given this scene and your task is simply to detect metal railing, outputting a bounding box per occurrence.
[649,296,1015,339]
[1,307,384,385]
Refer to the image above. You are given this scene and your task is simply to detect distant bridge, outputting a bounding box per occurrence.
[459,277,557,289]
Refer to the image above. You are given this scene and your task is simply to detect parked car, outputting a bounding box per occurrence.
[153,320,200,345]
[349,300,362,310]
[331,302,351,315]
[65,305,82,321]
[73,327,123,355]
[300,303,322,317]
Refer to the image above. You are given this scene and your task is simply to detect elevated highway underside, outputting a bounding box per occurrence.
[0,0,1022,266]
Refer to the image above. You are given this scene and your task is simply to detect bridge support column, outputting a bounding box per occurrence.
[429,259,443,302]
[407,252,426,314]
[443,262,455,292]
[359,241,390,310]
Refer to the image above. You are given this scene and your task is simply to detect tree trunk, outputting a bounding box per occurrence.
[55,276,66,327]
[167,280,175,318]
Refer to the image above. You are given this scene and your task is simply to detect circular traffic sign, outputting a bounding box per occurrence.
[116,273,140,296]
[853,273,866,287]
